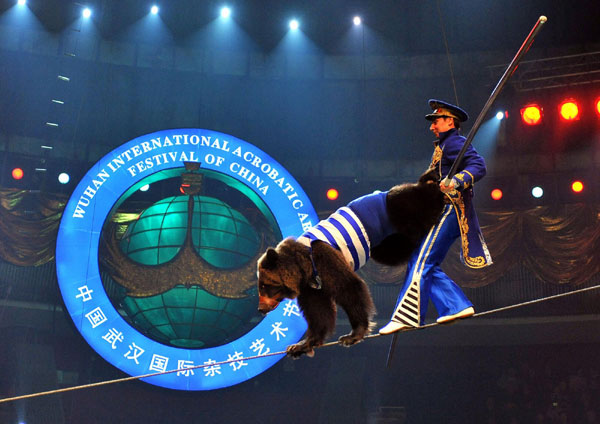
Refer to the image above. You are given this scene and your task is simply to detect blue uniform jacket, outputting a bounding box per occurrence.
[431,128,492,268]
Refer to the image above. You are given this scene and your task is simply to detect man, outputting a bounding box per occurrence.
[379,99,492,335]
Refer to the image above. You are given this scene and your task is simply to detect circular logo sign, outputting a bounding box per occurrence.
[56,129,317,390]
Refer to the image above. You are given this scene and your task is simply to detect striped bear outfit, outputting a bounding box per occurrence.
[297,190,395,271]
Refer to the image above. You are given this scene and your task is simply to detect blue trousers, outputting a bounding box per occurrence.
[390,204,473,325]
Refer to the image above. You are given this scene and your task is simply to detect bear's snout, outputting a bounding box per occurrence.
[258,295,280,315]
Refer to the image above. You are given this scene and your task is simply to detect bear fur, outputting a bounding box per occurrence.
[257,169,445,358]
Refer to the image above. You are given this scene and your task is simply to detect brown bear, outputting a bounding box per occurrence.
[257,169,444,358]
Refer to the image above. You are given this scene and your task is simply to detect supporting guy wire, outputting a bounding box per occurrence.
[435,0,460,107]
[1,283,599,405]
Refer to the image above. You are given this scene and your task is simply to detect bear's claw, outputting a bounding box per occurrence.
[286,341,316,358]
[338,333,364,346]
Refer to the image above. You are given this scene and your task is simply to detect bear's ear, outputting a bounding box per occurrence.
[418,168,440,185]
[261,247,279,269]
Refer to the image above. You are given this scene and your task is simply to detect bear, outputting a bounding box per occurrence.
[257,169,445,358]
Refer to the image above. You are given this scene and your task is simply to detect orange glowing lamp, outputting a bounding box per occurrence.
[520,105,542,125]
[326,188,339,201]
[12,168,24,180]
[491,189,503,200]
[595,98,600,116]
[571,181,584,193]
[559,100,579,121]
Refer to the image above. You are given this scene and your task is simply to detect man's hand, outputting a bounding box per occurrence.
[439,177,458,193]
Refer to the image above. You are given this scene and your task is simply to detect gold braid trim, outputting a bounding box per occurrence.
[447,191,487,269]
[463,170,474,188]
[454,170,474,189]
[465,255,488,268]
[432,144,486,268]
[430,145,443,169]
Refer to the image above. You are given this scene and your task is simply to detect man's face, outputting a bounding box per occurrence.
[429,116,454,138]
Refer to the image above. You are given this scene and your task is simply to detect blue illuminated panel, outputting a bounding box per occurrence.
[56,129,317,390]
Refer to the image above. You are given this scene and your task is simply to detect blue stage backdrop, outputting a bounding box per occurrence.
[56,129,317,390]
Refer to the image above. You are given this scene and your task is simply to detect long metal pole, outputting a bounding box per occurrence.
[444,15,548,183]
[388,16,548,368]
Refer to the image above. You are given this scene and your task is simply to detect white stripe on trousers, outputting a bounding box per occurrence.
[391,205,454,327]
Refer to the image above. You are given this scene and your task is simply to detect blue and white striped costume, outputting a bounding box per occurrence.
[297,191,395,271]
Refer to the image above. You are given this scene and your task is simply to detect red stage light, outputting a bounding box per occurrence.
[491,188,503,200]
[559,99,579,121]
[179,183,191,194]
[520,105,542,125]
[571,181,584,193]
[595,98,600,116]
[12,168,24,180]
[326,188,339,200]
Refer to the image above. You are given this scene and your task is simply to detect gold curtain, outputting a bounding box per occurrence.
[0,189,65,266]
[359,203,600,288]
[1,187,598,289]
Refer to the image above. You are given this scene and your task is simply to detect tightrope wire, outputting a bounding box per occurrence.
[1,283,598,404]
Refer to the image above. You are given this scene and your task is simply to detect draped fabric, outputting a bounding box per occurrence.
[359,204,600,288]
[0,189,144,267]
[0,187,598,289]
[0,189,65,266]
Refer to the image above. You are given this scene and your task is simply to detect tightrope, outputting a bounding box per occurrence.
[384,283,600,366]
[1,283,599,404]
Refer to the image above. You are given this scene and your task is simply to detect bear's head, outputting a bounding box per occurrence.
[256,238,305,315]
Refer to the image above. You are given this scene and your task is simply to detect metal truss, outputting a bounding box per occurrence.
[488,51,600,92]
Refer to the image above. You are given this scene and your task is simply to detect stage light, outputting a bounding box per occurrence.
[220,6,231,18]
[58,173,70,184]
[82,8,91,18]
[326,188,339,201]
[491,188,503,200]
[495,111,505,120]
[571,180,584,193]
[531,186,544,198]
[140,184,150,192]
[17,0,26,5]
[559,99,579,121]
[289,19,299,31]
[353,16,362,26]
[595,98,600,116]
[12,168,24,180]
[150,5,159,15]
[520,105,542,125]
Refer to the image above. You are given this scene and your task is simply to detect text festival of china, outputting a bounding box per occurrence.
[71,134,313,232]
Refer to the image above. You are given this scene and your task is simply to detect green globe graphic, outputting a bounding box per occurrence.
[107,195,261,349]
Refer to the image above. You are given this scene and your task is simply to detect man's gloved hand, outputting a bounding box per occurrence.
[439,177,459,193]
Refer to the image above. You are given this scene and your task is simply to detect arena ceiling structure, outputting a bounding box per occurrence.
[0,0,598,207]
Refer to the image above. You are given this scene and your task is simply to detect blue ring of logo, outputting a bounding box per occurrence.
[56,129,316,390]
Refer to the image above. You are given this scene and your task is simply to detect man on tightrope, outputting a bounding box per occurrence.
[380,99,493,335]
